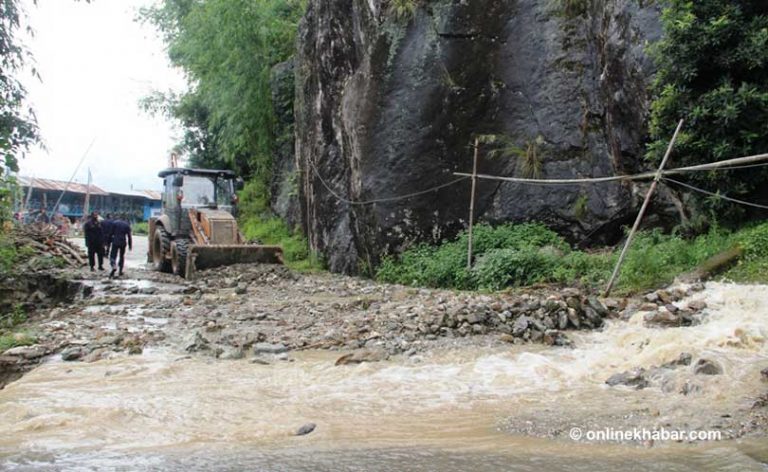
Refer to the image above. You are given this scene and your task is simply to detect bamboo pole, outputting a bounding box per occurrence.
[467,138,480,269]
[604,119,685,296]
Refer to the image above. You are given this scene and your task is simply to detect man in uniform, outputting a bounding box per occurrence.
[83,212,105,271]
[108,214,132,278]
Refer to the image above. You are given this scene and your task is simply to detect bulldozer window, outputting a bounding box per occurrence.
[182,176,216,206]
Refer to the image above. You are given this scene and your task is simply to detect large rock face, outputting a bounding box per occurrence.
[295,0,662,274]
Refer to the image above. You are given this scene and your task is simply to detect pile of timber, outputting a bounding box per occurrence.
[11,224,85,268]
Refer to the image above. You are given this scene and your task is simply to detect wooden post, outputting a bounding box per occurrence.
[467,138,480,269]
[604,119,684,296]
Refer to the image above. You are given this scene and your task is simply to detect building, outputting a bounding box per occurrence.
[16,176,162,222]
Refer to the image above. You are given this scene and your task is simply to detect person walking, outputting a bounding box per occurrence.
[108,214,132,278]
[82,212,105,272]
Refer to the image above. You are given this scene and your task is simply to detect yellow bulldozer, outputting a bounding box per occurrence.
[147,168,283,278]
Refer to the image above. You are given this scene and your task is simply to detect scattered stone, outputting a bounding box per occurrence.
[82,347,110,363]
[606,368,649,390]
[335,348,389,366]
[664,304,679,314]
[512,316,529,336]
[686,300,707,312]
[250,357,271,365]
[761,367,768,382]
[253,342,288,355]
[234,283,248,295]
[139,287,159,295]
[3,345,46,360]
[128,345,143,355]
[218,347,244,360]
[499,333,516,343]
[60,346,85,361]
[644,310,682,327]
[644,292,660,303]
[693,358,723,376]
[661,352,692,369]
[184,332,210,353]
[296,423,316,436]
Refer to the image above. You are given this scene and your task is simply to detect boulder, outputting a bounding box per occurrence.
[606,368,649,390]
[253,343,289,355]
[335,348,389,366]
[693,358,723,376]
[3,345,46,360]
[61,346,85,361]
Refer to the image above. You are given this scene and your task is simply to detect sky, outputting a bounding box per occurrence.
[18,0,186,193]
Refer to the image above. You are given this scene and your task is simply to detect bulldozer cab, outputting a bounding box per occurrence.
[160,169,243,236]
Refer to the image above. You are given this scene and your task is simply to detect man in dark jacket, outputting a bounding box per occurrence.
[83,212,105,271]
[108,215,132,278]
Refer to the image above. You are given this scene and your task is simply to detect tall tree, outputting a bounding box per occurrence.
[141,0,304,208]
[648,0,768,225]
[0,0,40,175]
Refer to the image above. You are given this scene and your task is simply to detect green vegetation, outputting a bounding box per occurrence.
[389,0,419,19]
[0,234,19,274]
[240,216,322,272]
[142,0,313,266]
[140,0,305,208]
[376,221,768,294]
[478,134,545,179]
[132,222,149,236]
[0,304,33,353]
[0,331,35,353]
[648,1,768,225]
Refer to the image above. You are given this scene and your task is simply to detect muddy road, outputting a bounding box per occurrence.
[1,242,767,470]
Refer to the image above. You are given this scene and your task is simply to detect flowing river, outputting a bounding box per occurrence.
[0,282,767,470]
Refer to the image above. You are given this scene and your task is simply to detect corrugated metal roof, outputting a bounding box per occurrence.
[136,189,162,200]
[18,176,163,201]
[17,176,110,196]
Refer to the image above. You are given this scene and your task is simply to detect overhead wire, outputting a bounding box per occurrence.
[663,177,768,211]
[306,155,469,206]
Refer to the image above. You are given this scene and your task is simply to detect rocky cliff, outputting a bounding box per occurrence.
[292,0,662,274]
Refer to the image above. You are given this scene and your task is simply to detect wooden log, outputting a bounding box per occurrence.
[677,247,744,283]
[53,241,86,265]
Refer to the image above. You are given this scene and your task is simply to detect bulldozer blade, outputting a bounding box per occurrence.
[185,244,284,279]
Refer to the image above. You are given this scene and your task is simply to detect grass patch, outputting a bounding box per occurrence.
[0,234,20,274]
[132,222,149,235]
[240,216,323,272]
[0,332,36,353]
[0,304,33,354]
[376,221,768,294]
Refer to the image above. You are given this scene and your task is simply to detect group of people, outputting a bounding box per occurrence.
[83,212,132,278]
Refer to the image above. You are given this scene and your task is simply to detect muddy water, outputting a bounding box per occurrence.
[1,283,767,471]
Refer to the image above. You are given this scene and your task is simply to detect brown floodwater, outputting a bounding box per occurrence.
[0,283,767,471]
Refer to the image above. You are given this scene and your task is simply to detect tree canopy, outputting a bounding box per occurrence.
[140,0,304,193]
[0,0,40,175]
[648,0,768,224]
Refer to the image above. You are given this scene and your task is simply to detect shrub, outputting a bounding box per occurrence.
[132,222,149,235]
[472,248,559,290]
[376,223,570,290]
[736,221,768,260]
[0,235,17,274]
[240,216,321,271]
[376,221,750,293]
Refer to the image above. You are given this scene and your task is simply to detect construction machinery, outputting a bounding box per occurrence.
[147,168,283,278]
